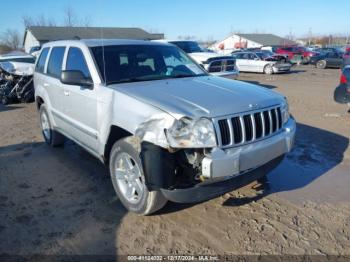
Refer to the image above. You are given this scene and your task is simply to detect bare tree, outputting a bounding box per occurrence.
[177,35,195,40]
[22,15,34,28]
[22,14,56,28]
[1,29,21,49]
[63,6,77,27]
[81,16,92,27]
[22,7,92,29]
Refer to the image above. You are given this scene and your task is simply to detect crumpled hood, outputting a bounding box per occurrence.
[0,62,34,76]
[113,76,284,119]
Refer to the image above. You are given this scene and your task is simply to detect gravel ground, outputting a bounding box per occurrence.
[0,65,349,256]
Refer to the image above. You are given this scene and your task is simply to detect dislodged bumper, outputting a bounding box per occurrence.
[160,117,296,203]
[161,154,284,203]
[272,63,292,73]
[202,117,295,179]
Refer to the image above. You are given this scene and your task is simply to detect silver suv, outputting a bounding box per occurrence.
[34,39,296,215]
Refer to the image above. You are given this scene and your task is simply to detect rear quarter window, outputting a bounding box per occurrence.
[47,47,66,79]
[35,48,50,73]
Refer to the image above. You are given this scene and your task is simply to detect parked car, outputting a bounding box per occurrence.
[34,39,295,215]
[157,40,239,78]
[231,51,292,74]
[295,46,319,63]
[275,46,301,59]
[309,52,344,69]
[259,50,289,63]
[334,65,350,106]
[343,50,350,67]
[29,46,42,57]
[314,47,344,56]
[0,61,34,105]
[307,45,322,51]
[0,52,36,64]
[275,46,317,63]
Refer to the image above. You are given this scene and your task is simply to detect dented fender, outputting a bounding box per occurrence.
[135,113,175,148]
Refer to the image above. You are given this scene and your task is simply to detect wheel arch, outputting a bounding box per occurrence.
[103,125,133,163]
[35,96,44,110]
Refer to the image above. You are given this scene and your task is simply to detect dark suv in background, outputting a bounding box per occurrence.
[334,65,350,106]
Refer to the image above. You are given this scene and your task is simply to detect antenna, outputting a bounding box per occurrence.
[100,27,107,85]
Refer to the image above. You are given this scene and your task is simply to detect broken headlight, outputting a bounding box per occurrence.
[166,117,217,148]
[281,100,290,124]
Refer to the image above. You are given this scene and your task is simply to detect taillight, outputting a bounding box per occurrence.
[340,73,347,84]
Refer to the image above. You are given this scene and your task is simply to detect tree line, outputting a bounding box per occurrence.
[0,7,92,52]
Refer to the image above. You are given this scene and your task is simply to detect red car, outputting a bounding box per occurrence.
[275,46,318,62]
[275,46,302,60]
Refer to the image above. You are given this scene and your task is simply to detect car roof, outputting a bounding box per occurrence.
[232,51,254,54]
[42,39,172,48]
[154,39,197,43]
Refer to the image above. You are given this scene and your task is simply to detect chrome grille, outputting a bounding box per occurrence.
[216,106,283,148]
[207,59,236,73]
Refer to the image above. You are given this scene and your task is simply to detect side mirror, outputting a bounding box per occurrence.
[60,70,93,88]
[254,57,259,61]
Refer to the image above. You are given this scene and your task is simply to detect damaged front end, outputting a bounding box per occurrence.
[132,111,295,204]
[134,114,218,194]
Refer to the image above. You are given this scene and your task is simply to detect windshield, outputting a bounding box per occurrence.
[261,50,274,56]
[91,44,207,85]
[170,41,203,53]
[255,52,270,59]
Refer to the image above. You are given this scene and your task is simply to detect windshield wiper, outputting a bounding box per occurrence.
[106,76,169,85]
[172,74,206,78]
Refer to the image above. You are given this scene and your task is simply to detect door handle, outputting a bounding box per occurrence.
[64,90,70,96]
[43,83,49,87]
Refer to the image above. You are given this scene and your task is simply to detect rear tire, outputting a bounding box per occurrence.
[39,105,65,147]
[316,60,327,69]
[109,137,167,215]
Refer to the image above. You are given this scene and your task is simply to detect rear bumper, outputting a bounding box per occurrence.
[161,154,284,203]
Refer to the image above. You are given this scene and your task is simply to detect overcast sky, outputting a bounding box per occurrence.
[1,0,349,41]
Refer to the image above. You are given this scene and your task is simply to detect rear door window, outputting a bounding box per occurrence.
[66,47,91,78]
[35,48,50,73]
[47,47,66,79]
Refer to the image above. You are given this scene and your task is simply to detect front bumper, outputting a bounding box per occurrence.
[161,154,285,203]
[161,117,296,203]
[202,117,295,179]
[272,64,292,73]
[210,69,239,78]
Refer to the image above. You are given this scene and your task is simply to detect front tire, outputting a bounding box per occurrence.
[109,137,167,215]
[39,105,65,147]
[1,96,9,105]
[264,64,274,75]
[316,60,327,69]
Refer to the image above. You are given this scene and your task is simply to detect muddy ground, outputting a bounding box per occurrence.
[0,65,349,256]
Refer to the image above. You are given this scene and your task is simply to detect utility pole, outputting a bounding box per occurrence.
[308,27,312,46]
